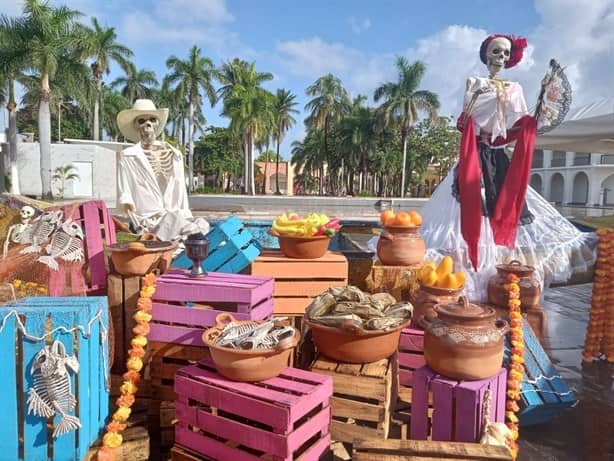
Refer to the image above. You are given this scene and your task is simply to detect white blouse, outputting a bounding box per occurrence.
[463,77,529,143]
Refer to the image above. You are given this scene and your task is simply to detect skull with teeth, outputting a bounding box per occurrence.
[133,115,160,148]
[20,206,35,223]
[485,37,512,77]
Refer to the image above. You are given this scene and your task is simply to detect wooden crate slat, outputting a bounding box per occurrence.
[215,242,262,274]
[149,341,211,362]
[399,327,424,351]
[82,200,107,289]
[274,280,349,297]
[431,377,456,441]
[205,229,254,270]
[273,297,318,315]
[311,368,388,402]
[398,352,426,370]
[331,395,385,422]
[353,439,512,460]
[331,419,387,443]
[0,309,18,459]
[176,425,263,461]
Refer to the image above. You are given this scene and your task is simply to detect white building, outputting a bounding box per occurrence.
[530,149,614,206]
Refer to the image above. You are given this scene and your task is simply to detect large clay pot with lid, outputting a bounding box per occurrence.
[487,260,541,308]
[410,284,464,329]
[377,225,426,266]
[420,297,509,380]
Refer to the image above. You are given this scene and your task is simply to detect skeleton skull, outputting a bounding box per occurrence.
[20,206,35,223]
[133,115,160,147]
[486,37,511,77]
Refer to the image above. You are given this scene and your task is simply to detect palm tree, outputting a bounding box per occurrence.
[291,128,326,195]
[111,62,158,103]
[305,74,350,194]
[101,87,129,140]
[4,0,84,199]
[273,89,298,194]
[166,46,217,193]
[79,18,132,140]
[218,59,274,195]
[374,57,440,197]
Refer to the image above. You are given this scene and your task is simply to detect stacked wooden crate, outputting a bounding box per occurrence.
[171,360,333,461]
[353,439,512,460]
[0,296,110,461]
[309,354,398,452]
[147,270,275,450]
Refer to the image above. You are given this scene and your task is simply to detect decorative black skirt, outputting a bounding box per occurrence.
[452,142,534,225]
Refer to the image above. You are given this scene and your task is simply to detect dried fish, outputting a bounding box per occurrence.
[327,286,370,303]
[384,303,414,318]
[306,293,337,318]
[364,317,406,331]
[370,292,397,307]
[311,313,363,329]
[333,302,384,318]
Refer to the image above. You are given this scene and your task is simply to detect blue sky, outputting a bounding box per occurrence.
[2,0,613,157]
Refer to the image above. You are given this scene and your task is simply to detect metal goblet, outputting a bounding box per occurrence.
[184,233,209,277]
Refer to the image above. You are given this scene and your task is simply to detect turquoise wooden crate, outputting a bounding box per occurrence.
[0,296,110,461]
[173,216,262,274]
[504,321,576,426]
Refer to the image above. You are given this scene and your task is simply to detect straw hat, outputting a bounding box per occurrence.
[117,99,169,143]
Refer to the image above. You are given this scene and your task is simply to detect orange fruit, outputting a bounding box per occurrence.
[380,210,395,226]
[394,212,412,227]
[409,211,423,226]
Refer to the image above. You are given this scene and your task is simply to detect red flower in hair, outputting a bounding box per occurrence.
[479,34,527,69]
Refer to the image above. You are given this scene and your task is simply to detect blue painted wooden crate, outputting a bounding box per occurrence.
[173,216,262,274]
[504,321,576,427]
[0,296,110,461]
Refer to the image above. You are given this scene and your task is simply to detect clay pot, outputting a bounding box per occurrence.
[269,228,331,259]
[303,316,411,363]
[410,284,464,329]
[108,234,177,276]
[487,260,541,308]
[376,226,425,266]
[202,313,300,382]
[421,296,508,380]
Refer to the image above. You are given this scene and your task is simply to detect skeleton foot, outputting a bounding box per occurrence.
[38,255,59,271]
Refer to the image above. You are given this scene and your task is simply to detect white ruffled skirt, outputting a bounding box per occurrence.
[419,168,597,302]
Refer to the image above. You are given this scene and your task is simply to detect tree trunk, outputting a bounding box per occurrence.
[93,77,102,141]
[39,73,52,200]
[400,128,408,198]
[188,100,195,193]
[275,129,281,195]
[8,78,19,194]
[248,130,255,196]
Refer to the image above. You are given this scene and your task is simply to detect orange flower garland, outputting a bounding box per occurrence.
[583,228,614,363]
[97,272,157,461]
[503,273,524,460]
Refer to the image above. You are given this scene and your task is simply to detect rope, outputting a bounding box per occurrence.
[523,373,563,384]
[0,308,110,387]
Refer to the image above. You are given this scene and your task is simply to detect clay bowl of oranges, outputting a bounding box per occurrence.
[377,210,426,266]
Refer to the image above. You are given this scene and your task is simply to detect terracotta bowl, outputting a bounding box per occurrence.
[268,228,331,259]
[303,317,411,363]
[202,313,300,382]
[108,235,177,276]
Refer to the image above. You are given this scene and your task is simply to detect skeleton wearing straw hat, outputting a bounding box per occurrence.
[116,99,209,241]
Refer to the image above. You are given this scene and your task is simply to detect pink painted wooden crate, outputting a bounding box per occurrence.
[150,270,274,346]
[174,360,332,461]
[49,200,116,296]
[398,327,426,387]
[410,366,507,443]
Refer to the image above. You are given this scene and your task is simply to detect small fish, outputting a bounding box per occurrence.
[311,314,363,329]
[327,286,370,303]
[364,317,405,331]
[26,340,81,438]
[369,292,397,308]
[306,293,337,319]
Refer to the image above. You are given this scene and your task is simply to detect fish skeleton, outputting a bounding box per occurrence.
[26,340,81,438]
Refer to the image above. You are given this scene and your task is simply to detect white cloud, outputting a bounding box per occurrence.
[348,16,371,34]
[154,0,233,25]
[276,37,363,77]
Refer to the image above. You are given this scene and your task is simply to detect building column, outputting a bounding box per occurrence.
[563,171,574,204]
[542,171,551,201]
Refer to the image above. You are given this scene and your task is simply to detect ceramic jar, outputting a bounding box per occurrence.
[487,260,541,308]
[421,296,509,380]
[376,226,426,266]
[410,284,464,329]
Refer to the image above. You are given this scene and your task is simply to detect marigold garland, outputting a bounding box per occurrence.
[504,273,524,460]
[583,228,614,363]
[97,272,157,461]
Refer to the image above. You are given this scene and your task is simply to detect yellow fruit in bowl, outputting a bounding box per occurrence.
[436,256,454,278]
[437,273,458,289]
[422,268,438,287]
[454,272,467,288]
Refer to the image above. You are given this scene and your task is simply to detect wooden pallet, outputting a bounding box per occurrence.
[504,321,576,426]
[150,270,274,345]
[398,326,426,387]
[363,262,421,301]
[353,439,512,461]
[0,296,110,461]
[174,360,332,461]
[108,272,142,373]
[249,250,348,315]
[173,216,261,274]
[310,354,398,446]
[410,366,507,443]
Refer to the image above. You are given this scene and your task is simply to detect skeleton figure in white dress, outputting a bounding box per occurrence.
[116,100,210,241]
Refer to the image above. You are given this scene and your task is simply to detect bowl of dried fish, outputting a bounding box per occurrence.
[304,286,413,363]
[268,228,331,259]
[109,234,177,276]
[202,313,300,382]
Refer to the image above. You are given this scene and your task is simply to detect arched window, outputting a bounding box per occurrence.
[530,174,543,196]
[571,172,589,204]
[550,173,564,204]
